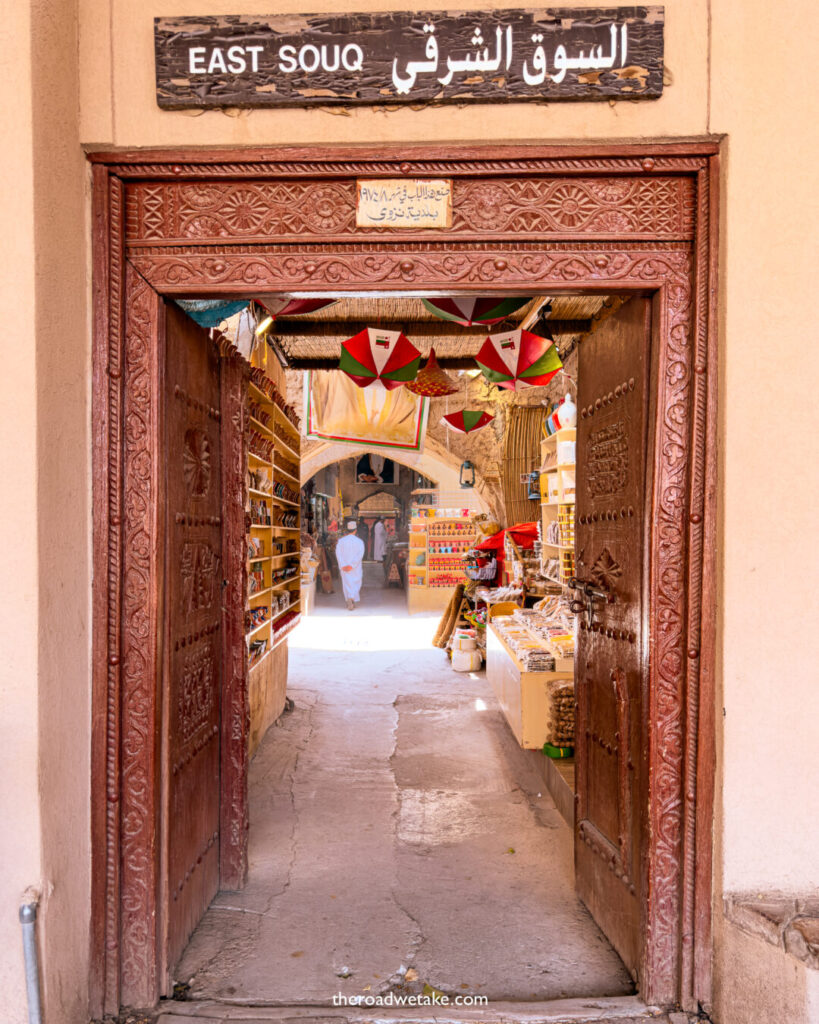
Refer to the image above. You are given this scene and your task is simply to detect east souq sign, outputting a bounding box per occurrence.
[154,7,664,109]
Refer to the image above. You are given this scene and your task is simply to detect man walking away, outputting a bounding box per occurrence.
[335,520,365,610]
[373,518,387,562]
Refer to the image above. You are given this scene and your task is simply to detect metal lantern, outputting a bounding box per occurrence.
[460,460,476,488]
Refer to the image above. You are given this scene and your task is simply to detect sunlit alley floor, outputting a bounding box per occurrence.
[175,571,633,1007]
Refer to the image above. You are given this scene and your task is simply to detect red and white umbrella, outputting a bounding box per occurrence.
[421,296,530,327]
[475,328,562,391]
[256,296,337,318]
[339,327,422,390]
[440,410,494,433]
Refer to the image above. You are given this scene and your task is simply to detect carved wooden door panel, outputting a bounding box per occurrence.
[162,302,223,982]
[573,296,652,983]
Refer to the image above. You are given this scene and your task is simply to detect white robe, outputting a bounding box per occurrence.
[335,533,365,602]
[373,520,387,562]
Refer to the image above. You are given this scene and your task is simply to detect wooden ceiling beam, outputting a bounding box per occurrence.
[273,318,590,337]
[285,356,484,371]
[273,318,591,347]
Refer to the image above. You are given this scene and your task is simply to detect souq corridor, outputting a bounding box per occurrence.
[174,572,633,1008]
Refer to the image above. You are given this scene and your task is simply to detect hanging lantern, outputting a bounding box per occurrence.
[338,327,421,390]
[421,296,531,327]
[475,328,562,391]
[459,460,476,488]
[256,296,337,318]
[405,348,459,397]
[441,410,494,434]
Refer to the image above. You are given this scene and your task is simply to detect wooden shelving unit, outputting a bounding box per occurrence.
[407,510,476,614]
[539,428,576,587]
[245,353,302,670]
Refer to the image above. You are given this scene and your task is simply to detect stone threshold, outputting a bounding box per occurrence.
[724,893,819,969]
[153,994,696,1024]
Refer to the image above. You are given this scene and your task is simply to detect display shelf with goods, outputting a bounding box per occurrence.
[539,427,576,587]
[245,355,302,675]
[407,505,477,613]
[486,602,575,751]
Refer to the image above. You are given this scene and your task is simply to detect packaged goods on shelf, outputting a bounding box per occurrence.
[474,584,524,603]
[245,606,269,632]
[249,498,272,525]
[247,429,274,462]
[546,679,575,748]
[248,638,268,667]
[271,479,299,503]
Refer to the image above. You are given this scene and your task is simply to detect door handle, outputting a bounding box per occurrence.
[568,576,613,628]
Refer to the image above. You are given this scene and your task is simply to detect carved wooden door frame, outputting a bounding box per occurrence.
[89,141,719,1016]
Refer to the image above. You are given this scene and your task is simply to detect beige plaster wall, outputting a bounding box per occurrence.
[31,0,92,1019]
[79,0,709,149]
[0,2,90,1023]
[710,0,819,895]
[0,6,44,1023]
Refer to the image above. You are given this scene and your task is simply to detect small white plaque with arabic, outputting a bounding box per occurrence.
[356,179,452,229]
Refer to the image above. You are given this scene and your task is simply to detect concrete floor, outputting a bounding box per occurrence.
[175,573,633,1007]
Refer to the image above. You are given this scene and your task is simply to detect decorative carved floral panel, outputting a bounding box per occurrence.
[125,176,695,243]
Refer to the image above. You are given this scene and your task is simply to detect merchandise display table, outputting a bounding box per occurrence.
[487,621,573,750]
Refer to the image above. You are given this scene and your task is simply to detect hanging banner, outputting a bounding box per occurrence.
[154,8,664,109]
[304,371,429,452]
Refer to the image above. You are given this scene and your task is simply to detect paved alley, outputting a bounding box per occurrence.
[174,576,633,1006]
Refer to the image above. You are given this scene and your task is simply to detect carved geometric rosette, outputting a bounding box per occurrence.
[125,175,694,243]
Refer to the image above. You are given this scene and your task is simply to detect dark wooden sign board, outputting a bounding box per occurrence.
[154,7,664,109]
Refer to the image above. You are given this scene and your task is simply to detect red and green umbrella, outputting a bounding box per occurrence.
[421,296,530,327]
[441,409,494,433]
[339,327,421,390]
[475,328,562,391]
[256,296,337,318]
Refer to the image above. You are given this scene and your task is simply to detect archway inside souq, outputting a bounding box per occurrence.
[89,142,719,1018]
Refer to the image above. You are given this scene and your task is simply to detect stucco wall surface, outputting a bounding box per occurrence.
[710,0,819,895]
[0,3,91,1024]
[79,0,708,148]
[31,0,92,1018]
[0,6,43,1024]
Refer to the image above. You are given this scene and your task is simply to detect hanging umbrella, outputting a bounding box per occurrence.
[421,296,530,327]
[338,327,422,390]
[176,299,249,328]
[256,296,337,318]
[475,328,562,391]
[441,410,494,433]
[405,348,459,397]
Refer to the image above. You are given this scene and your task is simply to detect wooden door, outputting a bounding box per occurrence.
[573,296,652,984]
[162,303,223,982]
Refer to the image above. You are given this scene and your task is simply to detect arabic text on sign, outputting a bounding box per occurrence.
[356,180,452,229]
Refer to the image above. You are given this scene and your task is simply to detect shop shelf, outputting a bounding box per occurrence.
[245,619,271,639]
[271,576,299,591]
[271,602,299,625]
[249,415,274,436]
[248,586,272,600]
[248,381,274,405]
[275,468,301,487]
[274,435,301,461]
